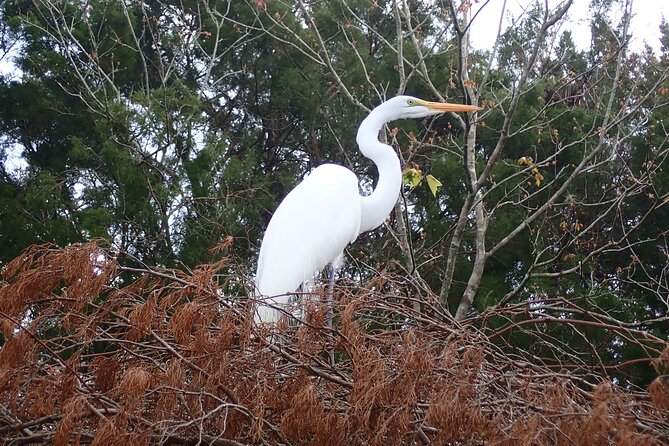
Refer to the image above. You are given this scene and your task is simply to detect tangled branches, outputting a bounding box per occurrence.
[1,242,668,445]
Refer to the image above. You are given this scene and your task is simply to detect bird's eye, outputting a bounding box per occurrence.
[407,99,415,106]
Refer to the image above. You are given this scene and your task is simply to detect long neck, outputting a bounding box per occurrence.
[357,108,402,234]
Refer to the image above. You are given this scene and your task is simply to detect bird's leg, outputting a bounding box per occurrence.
[326,264,335,325]
[324,262,338,365]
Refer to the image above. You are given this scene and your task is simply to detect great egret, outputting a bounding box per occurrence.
[255,96,480,323]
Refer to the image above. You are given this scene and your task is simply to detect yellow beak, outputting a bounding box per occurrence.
[422,100,482,113]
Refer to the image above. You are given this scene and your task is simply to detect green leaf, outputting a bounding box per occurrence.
[402,167,422,189]
[426,174,442,197]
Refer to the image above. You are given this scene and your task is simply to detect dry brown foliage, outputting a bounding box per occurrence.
[1,242,668,445]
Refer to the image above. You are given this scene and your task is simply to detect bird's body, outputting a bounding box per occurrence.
[255,163,361,298]
[255,96,480,323]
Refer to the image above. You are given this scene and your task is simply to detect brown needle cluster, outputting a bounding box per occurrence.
[1,242,667,445]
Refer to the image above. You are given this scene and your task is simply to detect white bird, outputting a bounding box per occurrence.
[254,95,480,323]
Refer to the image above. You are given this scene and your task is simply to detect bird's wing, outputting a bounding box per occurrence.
[256,163,361,297]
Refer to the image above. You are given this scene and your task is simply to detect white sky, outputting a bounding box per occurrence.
[469,0,668,54]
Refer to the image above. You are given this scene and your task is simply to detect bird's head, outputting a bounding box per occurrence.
[382,95,482,120]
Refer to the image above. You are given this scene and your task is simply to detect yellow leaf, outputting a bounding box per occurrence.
[531,166,543,187]
[426,174,442,197]
[534,172,544,187]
